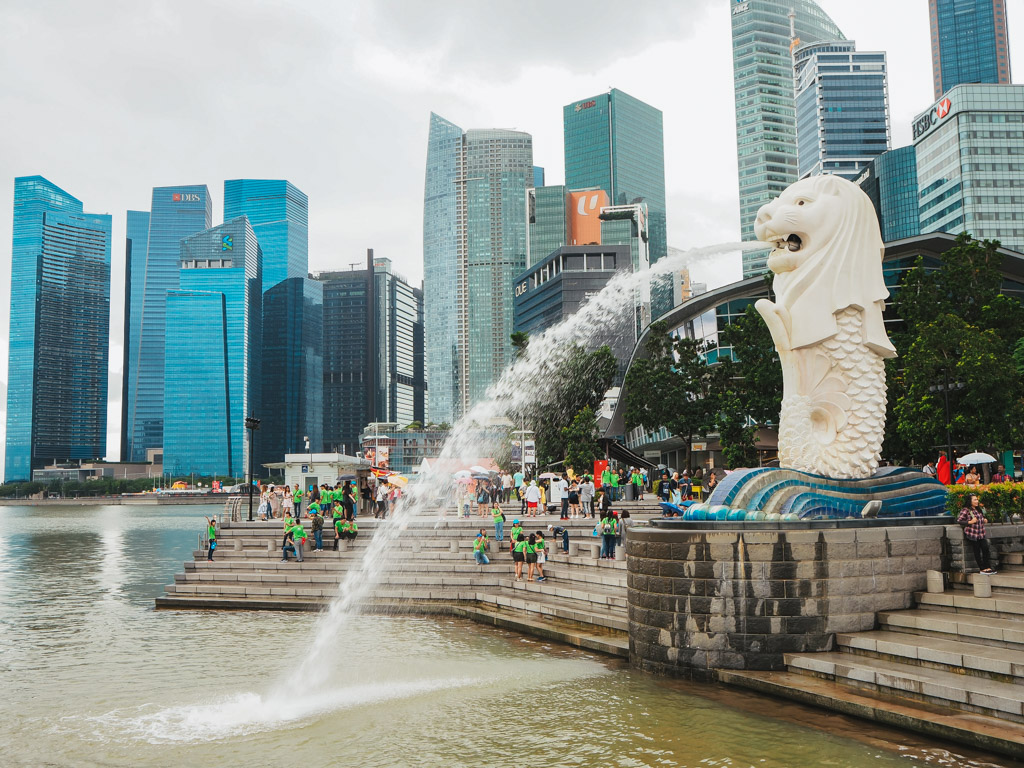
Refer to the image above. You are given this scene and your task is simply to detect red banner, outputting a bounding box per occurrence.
[594,460,609,489]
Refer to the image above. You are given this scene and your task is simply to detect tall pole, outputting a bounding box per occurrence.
[248,427,255,522]
[943,367,954,473]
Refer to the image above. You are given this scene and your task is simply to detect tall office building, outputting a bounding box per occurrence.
[122,185,212,463]
[563,89,667,271]
[260,277,323,465]
[5,176,111,481]
[930,0,1011,100]
[795,41,890,180]
[163,217,261,478]
[914,84,1024,251]
[730,0,845,277]
[533,166,545,188]
[317,251,426,452]
[856,146,921,242]
[223,179,308,291]
[526,186,611,267]
[422,113,533,421]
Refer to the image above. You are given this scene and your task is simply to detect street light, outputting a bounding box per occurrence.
[245,414,261,521]
[929,369,965,479]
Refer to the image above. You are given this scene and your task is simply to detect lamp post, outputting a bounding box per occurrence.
[929,369,965,478]
[245,414,261,521]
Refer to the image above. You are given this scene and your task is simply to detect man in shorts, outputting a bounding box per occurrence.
[524,480,541,517]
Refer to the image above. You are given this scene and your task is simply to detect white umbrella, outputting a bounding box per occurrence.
[958,451,997,465]
[453,470,472,479]
[469,465,492,474]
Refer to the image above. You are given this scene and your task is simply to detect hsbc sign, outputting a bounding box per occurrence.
[172,192,201,203]
[913,97,953,141]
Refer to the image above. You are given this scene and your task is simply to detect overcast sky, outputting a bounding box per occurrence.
[1,0,1022,467]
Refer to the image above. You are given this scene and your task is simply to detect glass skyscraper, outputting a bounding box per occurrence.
[730,0,845,277]
[122,185,212,463]
[527,185,569,266]
[223,179,308,291]
[5,176,111,480]
[563,89,667,274]
[915,84,1024,251]
[856,146,921,242]
[260,277,323,465]
[423,114,533,421]
[795,41,890,180]
[930,0,1011,100]
[317,251,426,451]
[163,217,261,478]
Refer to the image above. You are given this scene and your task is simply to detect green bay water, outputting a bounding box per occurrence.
[0,505,1015,768]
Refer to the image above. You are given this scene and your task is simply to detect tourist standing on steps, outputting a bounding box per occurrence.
[598,513,618,559]
[291,520,306,562]
[492,503,505,543]
[524,480,541,517]
[343,481,356,520]
[473,532,490,565]
[282,487,294,520]
[534,531,547,581]
[310,507,324,552]
[630,468,644,501]
[525,533,539,581]
[204,516,217,561]
[509,520,524,553]
[567,478,580,518]
[502,472,513,503]
[958,494,996,574]
[512,533,527,580]
[477,481,490,518]
[375,480,389,519]
[578,475,591,518]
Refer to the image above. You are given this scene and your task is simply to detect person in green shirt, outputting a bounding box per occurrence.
[512,533,527,581]
[599,514,618,560]
[310,508,324,552]
[473,532,490,565]
[609,469,620,502]
[533,531,547,582]
[346,519,358,540]
[292,484,303,519]
[525,534,538,581]
[491,505,505,542]
[290,522,306,562]
[333,515,345,551]
[509,520,523,553]
[203,516,217,561]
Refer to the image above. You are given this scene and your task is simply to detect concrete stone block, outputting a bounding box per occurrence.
[705,532,739,545]
[824,612,877,633]
[838,559,874,578]
[856,542,887,559]
[785,543,821,562]
[824,543,858,561]
[822,530,856,544]
[646,542,671,560]
[921,682,967,704]
[968,691,1023,717]
[973,573,992,598]
[708,544,736,562]
[782,531,821,545]
[738,532,780,545]
[963,653,1011,676]
[855,528,888,542]
[743,543,778,562]
[887,540,917,558]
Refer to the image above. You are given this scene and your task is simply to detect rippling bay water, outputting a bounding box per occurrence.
[0,504,1016,768]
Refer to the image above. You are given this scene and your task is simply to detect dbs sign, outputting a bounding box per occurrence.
[569,190,609,246]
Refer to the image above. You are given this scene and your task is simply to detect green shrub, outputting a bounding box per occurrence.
[946,482,1023,523]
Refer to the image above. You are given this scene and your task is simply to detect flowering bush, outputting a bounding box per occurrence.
[946,482,1024,523]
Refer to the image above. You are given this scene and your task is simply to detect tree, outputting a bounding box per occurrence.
[562,406,601,474]
[622,322,719,471]
[510,331,530,359]
[718,304,782,428]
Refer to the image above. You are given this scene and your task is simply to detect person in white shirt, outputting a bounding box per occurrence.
[502,472,513,503]
[524,480,542,517]
[580,476,595,518]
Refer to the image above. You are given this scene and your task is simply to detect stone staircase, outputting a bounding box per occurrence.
[158,515,640,657]
[718,550,1024,758]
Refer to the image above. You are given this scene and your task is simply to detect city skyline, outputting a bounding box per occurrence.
[1,1,1023,467]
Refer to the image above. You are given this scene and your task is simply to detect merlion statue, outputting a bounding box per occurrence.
[753,175,897,479]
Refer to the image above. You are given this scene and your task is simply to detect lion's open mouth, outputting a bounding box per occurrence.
[771,234,803,252]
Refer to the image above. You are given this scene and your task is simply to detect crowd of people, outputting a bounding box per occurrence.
[251,476,404,524]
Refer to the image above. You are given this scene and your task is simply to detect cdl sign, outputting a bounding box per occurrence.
[913,97,952,140]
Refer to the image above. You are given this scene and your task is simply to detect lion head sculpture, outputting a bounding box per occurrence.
[754,174,897,357]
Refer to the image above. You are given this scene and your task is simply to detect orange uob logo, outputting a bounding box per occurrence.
[569,190,609,247]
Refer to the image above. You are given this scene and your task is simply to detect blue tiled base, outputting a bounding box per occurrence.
[703,466,947,520]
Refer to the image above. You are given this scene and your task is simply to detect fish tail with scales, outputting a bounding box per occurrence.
[778,308,886,479]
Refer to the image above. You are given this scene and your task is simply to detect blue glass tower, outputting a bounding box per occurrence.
[120,210,149,460]
[163,217,261,477]
[260,277,323,465]
[930,0,1011,100]
[223,179,308,291]
[122,185,211,463]
[857,146,920,242]
[423,113,464,425]
[5,176,112,480]
[563,89,667,268]
[794,41,891,180]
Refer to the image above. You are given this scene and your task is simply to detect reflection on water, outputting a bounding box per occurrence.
[0,505,1018,768]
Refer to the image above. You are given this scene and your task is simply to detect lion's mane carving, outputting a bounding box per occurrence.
[753,175,897,479]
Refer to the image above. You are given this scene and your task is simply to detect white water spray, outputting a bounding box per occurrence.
[295,242,758,678]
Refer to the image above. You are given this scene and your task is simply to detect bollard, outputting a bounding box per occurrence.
[339,540,349,553]
[411,541,421,553]
[450,541,459,553]
[234,539,243,551]
[568,542,580,557]
[926,570,944,594]
[590,543,602,560]
[266,541,273,553]
[974,573,992,598]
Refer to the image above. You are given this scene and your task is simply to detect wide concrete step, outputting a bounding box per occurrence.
[836,629,1024,682]
[916,589,1024,619]
[965,570,1024,595]
[1002,552,1023,566]
[497,578,628,610]
[784,651,1024,722]
[474,590,628,632]
[878,608,1024,650]
[717,669,1024,761]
